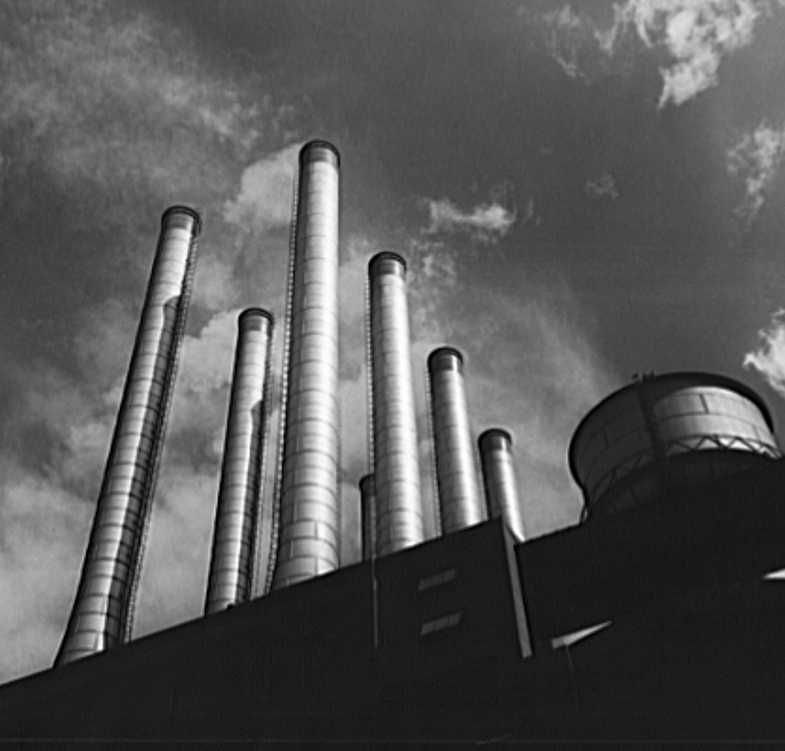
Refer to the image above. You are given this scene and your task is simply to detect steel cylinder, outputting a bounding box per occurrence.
[569,372,782,518]
[56,205,200,665]
[272,140,341,589]
[479,429,525,541]
[428,347,485,534]
[369,252,425,555]
[205,309,273,614]
[359,474,376,561]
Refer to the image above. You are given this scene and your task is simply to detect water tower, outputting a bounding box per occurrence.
[569,372,782,519]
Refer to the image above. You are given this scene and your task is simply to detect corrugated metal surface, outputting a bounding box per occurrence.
[369,252,425,555]
[479,429,525,541]
[272,141,341,588]
[205,309,273,613]
[56,206,200,664]
[428,347,484,534]
[359,474,376,561]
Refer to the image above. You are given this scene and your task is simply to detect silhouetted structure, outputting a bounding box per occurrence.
[6,455,785,742]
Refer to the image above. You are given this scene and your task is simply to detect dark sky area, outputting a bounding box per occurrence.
[0,0,784,681]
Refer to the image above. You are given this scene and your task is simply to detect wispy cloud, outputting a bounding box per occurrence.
[0,0,299,681]
[538,0,767,108]
[744,309,785,397]
[540,5,597,80]
[585,172,620,200]
[422,197,516,244]
[727,121,785,223]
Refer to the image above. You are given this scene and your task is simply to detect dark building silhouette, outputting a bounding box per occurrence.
[6,142,785,743]
[4,456,785,743]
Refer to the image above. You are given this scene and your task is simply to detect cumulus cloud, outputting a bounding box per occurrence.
[223,143,302,233]
[538,0,766,108]
[585,172,620,200]
[727,121,785,223]
[744,309,785,397]
[422,197,516,243]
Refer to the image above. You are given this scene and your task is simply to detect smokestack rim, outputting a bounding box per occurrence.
[479,428,514,451]
[299,139,340,167]
[161,205,202,236]
[368,251,407,277]
[427,346,465,373]
[238,307,274,327]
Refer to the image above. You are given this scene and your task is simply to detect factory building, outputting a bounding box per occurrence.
[3,141,785,742]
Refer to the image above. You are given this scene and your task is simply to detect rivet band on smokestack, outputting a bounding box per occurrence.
[205,309,273,614]
[359,474,376,561]
[428,347,485,534]
[56,205,200,665]
[272,140,341,589]
[479,428,525,541]
[369,251,425,555]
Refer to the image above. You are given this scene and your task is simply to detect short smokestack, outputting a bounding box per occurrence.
[479,428,525,541]
[427,347,485,534]
[359,474,376,561]
[272,140,341,589]
[205,308,273,614]
[368,252,425,555]
[56,205,200,665]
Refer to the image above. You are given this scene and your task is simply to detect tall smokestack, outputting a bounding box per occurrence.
[478,429,525,541]
[56,206,200,665]
[272,140,341,589]
[427,347,485,534]
[368,252,425,555]
[205,308,273,614]
[359,474,376,561]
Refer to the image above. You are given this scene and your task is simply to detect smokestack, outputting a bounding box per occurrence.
[368,252,425,555]
[427,347,485,534]
[272,140,341,589]
[205,309,273,614]
[478,429,525,541]
[56,205,200,665]
[359,474,376,561]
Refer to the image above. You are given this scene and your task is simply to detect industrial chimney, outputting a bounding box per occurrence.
[368,252,425,555]
[359,473,376,561]
[427,347,485,534]
[569,372,782,519]
[56,205,200,665]
[204,308,273,614]
[478,429,525,541]
[272,140,341,589]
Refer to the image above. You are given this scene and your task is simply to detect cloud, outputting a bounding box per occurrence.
[422,198,516,243]
[0,0,291,209]
[585,172,620,200]
[462,291,618,534]
[639,0,761,108]
[744,309,785,397]
[727,121,785,223]
[223,143,302,233]
[538,0,766,108]
[540,5,597,80]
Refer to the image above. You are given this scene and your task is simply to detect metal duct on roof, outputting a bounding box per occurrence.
[428,347,485,534]
[272,140,342,589]
[479,428,525,541]
[368,252,425,556]
[56,205,200,665]
[205,308,273,614]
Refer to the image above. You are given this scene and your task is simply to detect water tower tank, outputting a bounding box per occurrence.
[568,372,781,519]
